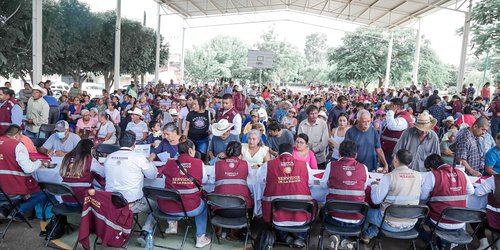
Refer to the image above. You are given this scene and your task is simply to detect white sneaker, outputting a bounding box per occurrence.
[329,235,340,250]
[450,243,458,249]
[477,237,490,250]
[164,221,178,234]
[340,239,355,249]
[196,234,211,248]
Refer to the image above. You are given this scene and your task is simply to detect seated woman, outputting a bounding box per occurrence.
[75,109,98,138]
[105,102,121,125]
[281,108,297,134]
[241,129,270,169]
[160,136,211,248]
[149,122,180,161]
[293,133,318,169]
[214,141,254,240]
[243,111,266,135]
[67,97,84,131]
[95,112,117,145]
[59,139,104,204]
[241,123,267,144]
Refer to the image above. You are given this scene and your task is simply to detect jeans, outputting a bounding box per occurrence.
[130,197,157,232]
[276,230,307,241]
[167,200,207,237]
[418,218,455,249]
[365,208,412,238]
[19,191,47,214]
[320,208,364,240]
[492,117,500,138]
[194,137,209,154]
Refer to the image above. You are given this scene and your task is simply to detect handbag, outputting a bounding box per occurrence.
[175,159,207,199]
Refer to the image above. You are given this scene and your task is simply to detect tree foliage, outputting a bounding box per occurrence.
[470,0,500,55]
[184,36,248,82]
[304,32,327,65]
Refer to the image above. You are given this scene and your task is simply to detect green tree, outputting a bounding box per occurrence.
[253,26,305,84]
[304,32,327,65]
[470,0,500,56]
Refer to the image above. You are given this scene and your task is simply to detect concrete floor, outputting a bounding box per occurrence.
[0,216,486,250]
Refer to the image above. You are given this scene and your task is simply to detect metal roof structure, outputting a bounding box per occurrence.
[158,0,467,29]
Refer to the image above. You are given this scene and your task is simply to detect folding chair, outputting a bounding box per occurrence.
[143,186,193,250]
[38,124,56,139]
[205,193,252,250]
[95,143,120,158]
[114,124,121,145]
[38,182,83,248]
[0,186,32,240]
[425,207,486,250]
[32,137,48,148]
[318,200,369,250]
[91,192,132,250]
[373,204,429,250]
[486,225,500,250]
[271,199,316,250]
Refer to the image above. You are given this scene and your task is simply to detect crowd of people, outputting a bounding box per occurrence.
[0,78,499,249]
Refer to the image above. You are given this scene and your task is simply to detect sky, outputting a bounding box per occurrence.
[81,0,470,66]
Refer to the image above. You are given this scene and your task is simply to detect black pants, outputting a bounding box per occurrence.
[48,106,60,124]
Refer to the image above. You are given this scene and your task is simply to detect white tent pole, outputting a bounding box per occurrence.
[411,19,422,85]
[32,0,43,84]
[384,31,393,89]
[457,0,472,92]
[114,0,121,90]
[155,2,161,84]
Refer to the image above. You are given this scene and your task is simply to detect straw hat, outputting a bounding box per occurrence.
[128,108,143,118]
[442,116,454,124]
[318,111,328,119]
[212,119,234,136]
[414,111,437,132]
[168,109,179,116]
[32,85,47,96]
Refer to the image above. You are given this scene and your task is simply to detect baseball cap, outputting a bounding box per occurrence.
[54,120,69,132]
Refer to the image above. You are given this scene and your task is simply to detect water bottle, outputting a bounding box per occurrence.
[145,230,154,250]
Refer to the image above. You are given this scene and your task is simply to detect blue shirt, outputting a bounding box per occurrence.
[274,108,286,122]
[485,146,500,175]
[345,126,381,171]
[43,95,58,107]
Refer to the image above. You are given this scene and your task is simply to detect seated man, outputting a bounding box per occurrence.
[420,154,474,249]
[257,143,314,248]
[38,120,81,157]
[266,121,294,157]
[362,149,422,243]
[320,140,369,248]
[103,131,158,247]
[208,119,240,165]
[0,125,49,219]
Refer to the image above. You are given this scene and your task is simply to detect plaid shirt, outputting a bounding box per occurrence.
[453,128,483,173]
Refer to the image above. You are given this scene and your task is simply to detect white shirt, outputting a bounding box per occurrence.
[474,176,496,197]
[385,110,410,131]
[420,170,474,229]
[16,143,42,173]
[105,109,121,124]
[126,121,148,142]
[179,106,190,131]
[230,113,242,136]
[256,156,314,226]
[104,147,158,202]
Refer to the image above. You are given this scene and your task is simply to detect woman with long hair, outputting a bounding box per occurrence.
[183,97,212,160]
[59,139,104,204]
[160,136,211,248]
[329,113,350,161]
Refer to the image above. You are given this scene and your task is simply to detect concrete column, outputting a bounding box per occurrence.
[113,0,121,90]
[384,32,393,89]
[457,1,472,92]
[411,19,422,85]
[180,27,186,85]
[32,0,43,84]
[155,2,161,84]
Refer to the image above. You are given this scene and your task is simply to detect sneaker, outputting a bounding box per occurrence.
[0,206,9,220]
[329,235,340,250]
[450,243,458,249]
[7,210,24,222]
[136,230,148,247]
[196,234,211,248]
[360,233,370,245]
[284,235,294,246]
[477,238,490,250]
[293,238,306,248]
[164,221,178,234]
[340,239,355,250]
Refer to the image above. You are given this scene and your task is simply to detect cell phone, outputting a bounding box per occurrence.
[47,163,57,169]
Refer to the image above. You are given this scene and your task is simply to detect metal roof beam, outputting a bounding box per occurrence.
[388,0,451,28]
[369,1,407,25]
[352,0,379,22]
[335,0,351,19]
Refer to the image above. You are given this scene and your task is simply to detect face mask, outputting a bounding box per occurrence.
[56,132,66,139]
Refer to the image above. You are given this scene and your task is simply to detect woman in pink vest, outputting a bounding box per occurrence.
[475,174,500,249]
[160,136,211,248]
[59,139,104,204]
[214,141,253,240]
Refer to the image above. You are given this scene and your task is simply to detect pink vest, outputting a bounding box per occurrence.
[327,157,367,220]
[487,175,500,230]
[0,100,14,135]
[0,136,40,195]
[214,157,253,208]
[232,93,246,113]
[428,165,467,224]
[160,154,203,213]
[262,154,313,223]
[380,111,412,155]
[217,106,239,123]
[61,155,94,203]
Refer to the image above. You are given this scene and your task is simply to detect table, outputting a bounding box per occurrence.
[33,158,487,216]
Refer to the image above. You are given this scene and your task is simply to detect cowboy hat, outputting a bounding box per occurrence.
[128,108,144,118]
[442,116,454,124]
[212,119,234,136]
[161,92,170,96]
[32,85,47,96]
[236,85,243,92]
[318,111,328,119]
[168,109,179,116]
[179,95,186,100]
[414,111,437,132]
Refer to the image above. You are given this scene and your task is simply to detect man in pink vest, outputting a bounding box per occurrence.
[217,93,242,136]
[0,125,49,220]
[232,85,246,116]
[474,174,500,249]
[257,143,314,248]
[320,140,369,249]
[380,98,412,164]
[420,154,474,249]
